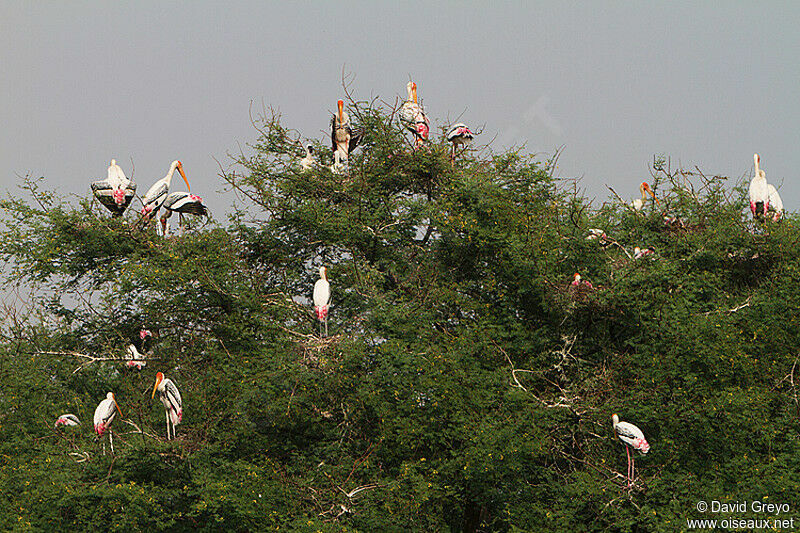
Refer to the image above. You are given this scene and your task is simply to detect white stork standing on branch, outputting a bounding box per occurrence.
[91,159,136,216]
[612,413,650,489]
[160,191,208,236]
[140,160,191,228]
[446,123,474,163]
[94,392,122,454]
[631,182,658,211]
[55,414,81,428]
[331,100,361,161]
[400,81,430,148]
[152,371,183,440]
[314,266,331,337]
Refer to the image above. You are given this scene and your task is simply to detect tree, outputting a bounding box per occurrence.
[1,100,799,532]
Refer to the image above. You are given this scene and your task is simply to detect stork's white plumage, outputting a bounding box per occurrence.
[55,414,81,428]
[94,392,121,453]
[300,144,315,172]
[159,191,208,236]
[330,151,346,175]
[152,372,182,440]
[631,182,657,211]
[399,81,430,148]
[749,154,770,218]
[767,184,783,221]
[612,413,649,489]
[446,123,474,162]
[314,266,331,337]
[331,100,362,160]
[91,159,137,216]
[633,247,655,260]
[140,160,191,225]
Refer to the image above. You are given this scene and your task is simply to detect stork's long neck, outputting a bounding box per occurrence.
[165,162,179,185]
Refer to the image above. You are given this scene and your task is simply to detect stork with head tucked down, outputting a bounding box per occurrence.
[314,266,331,337]
[55,414,81,429]
[631,182,657,211]
[152,372,183,440]
[331,100,362,161]
[446,123,474,162]
[400,81,430,148]
[612,413,650,489]
[91,159,136,216]
[749,153,770,219]
[160,191,208,236]
[140,160,191,227]
[93,392,122,454]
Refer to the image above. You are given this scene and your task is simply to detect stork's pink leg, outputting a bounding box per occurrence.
[750,201,756,216]
[764,202,770,216]
[626,445,631,488]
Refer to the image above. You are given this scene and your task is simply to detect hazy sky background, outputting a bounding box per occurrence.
[1,2,798,218]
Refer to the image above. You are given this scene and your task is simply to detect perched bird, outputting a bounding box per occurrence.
[125,329,152,369]
[313,266,331,337]
[612,413,650,489]
[140,160,191,226]
[586,228,608,243]
[767,183,784,221]
[330,100,362,160]
[330,151,346,175]
[93,392,122,454]
[399,81,430,148]
[749,153,769,219]
[446,123,475,162]
[632,182,657,211]
[152,371,183,440]
[633,246,655,260]
[300,144,315,172]
[91,159,137,216]
[159,191,208,236]
[54,414,81,429]
[571,272,594,290]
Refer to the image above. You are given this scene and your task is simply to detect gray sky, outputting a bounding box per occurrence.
[2,2,798,218]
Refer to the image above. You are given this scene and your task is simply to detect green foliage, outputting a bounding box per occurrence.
[1,102,799,531]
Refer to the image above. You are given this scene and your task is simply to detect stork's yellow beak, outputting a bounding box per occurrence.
[152,372,164,399]
[176,162,190,192]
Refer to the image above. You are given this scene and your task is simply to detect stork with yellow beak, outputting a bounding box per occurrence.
[631,182,658,211]
[152,371,183,440]
[330,99,362,161]
[140,160,191,227]
[93,392,122,454]
[399,81,430,148]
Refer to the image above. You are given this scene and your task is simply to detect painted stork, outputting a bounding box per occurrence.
[300,144,315,172]
[152,371,183,440]
[612,413,650,489]
[159,191,208,236]
[91,159,136,216]
[331,100,362,161]
[125,329,152,369]
[55,414,81,428]
[631,182,657,211]
[571,272,594,290]
[586,228,608,243]
[446,123,474,162]
[140,160,191,226]
[767,183,784,221]
[314,266,331,337]
[749,154,770,218]
[633,246,655,260]
[94,392,122,454]
[400,81,430,148]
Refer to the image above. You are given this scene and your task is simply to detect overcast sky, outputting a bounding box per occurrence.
[1,2,798,217]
